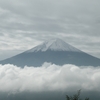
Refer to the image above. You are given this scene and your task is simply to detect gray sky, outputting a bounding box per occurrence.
[0,0,100,60]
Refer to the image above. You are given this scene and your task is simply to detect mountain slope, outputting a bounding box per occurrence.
[0,38,100,67]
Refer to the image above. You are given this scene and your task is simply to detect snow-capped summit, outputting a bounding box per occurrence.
[27,38,81,52]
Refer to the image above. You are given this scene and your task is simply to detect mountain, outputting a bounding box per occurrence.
[27,38,81,52]
[0,38,100,67]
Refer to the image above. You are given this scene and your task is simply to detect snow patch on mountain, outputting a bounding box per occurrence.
[26,38,81,52]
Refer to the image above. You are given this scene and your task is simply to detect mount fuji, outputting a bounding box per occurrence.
[0,38,100,67]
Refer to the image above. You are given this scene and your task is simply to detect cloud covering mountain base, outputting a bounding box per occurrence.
[0,63,100,100]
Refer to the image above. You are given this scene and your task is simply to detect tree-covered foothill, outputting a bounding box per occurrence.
[66,90,89,100]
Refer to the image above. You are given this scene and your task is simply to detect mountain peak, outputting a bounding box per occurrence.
[27,38,81,52]
[1,38,100,67]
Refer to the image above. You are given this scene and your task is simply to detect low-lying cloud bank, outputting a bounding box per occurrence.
[0,63,100,94]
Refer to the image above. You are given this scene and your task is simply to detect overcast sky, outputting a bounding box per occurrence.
[0,0,100,60]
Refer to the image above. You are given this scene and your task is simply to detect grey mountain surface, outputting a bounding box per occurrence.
[0,38,100,67]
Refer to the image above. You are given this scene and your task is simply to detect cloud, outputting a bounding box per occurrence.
[0,0,100,60]
[0,63,100,94]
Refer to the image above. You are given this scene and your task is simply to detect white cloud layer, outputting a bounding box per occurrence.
[0,63,100,93]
